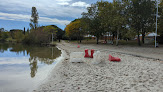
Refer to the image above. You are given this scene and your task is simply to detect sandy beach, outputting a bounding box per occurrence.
[34,41,163,92]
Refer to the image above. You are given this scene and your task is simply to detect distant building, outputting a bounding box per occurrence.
[84,34,95,39]
[144,32,160,44]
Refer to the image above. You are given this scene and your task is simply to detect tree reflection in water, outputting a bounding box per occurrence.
[0,43,61,78]
[29,57,38,78]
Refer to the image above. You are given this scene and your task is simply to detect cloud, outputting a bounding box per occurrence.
[0,12,70,25]
[71,1,90,7]
[0,0,88,18]
[39,17,70,25]
[57,2,69,5]
[0,57,29,65]
[56,0,71,5]
[56,0,72,1]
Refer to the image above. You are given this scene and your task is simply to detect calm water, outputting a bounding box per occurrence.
[0,43,62,92]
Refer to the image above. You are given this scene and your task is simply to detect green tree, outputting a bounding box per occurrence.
[50,25,64,42]
[14,31,24,42]
[43,25,57,42]
[140,0,155,44]
[126,0,155,45]
[97,1,115,43]
[23,25,60,44]
[82,3,104,44]
[1,32,9,41]
[112,1,126,46]
[81,17,90,41]
[95,1,126,45]
[30,7,39,30]
[122,29,136,40]
[0,28,5,40]
[158,1,163,35]
[126,0,143,46]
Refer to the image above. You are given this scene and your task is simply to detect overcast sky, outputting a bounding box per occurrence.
[0,0,112,31]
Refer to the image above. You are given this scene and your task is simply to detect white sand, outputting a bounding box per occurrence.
[34,41,163,92]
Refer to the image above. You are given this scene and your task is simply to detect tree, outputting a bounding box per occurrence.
[23,25,60,44]
[43,25,57,42]
[97,1,117,44]
[50,25,64,42]
[0,28,4,32]
[122,28,136,40]
[140,0,155,44]
[27,28,30,33]
[126,0,143,46]
[65,19,83,42]
[126,0,155,45]
[157,1,163,43]
[0,28,4,40]
[92,1,126,45]
[30,7,39,30]
[158,1,163,35]
[82,3,104,44]
[1,32,9,41]
[81,12,92,41]
[112,1,126,46]
[14,31,24,42]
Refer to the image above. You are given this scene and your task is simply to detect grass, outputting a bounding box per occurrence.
[116,40,141,45]
[49,41,57,46]
[66,39,156,47]
[67,39,97,44]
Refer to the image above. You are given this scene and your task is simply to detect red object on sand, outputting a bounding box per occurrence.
[109,55,121,62]
[90,49,94,58]
[77,45,80,48]
[84,49,90,58]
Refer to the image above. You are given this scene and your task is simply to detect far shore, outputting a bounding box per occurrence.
[34,40,163,92]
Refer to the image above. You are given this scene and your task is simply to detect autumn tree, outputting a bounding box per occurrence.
[30,7,39,30]
[65,19,83,43]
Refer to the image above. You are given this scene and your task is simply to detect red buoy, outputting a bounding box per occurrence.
[90,49,94,58]
[84,49,90,58]
[109,55,121,62]
[77,45,80,48]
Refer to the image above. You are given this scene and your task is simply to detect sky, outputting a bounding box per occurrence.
[0,0,112,31]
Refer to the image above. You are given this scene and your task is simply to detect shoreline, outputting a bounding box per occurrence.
[33,46,67,92]
[34,41,163,92]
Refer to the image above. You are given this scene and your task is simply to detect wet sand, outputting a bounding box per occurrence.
[34,41,163,92]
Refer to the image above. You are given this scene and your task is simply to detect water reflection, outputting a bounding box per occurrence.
[0,43,61,78]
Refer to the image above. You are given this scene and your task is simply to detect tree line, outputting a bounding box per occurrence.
[65,0,163,45]
[0,7,65,44]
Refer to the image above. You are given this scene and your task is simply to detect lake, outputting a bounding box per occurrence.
[0,43,62,92]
